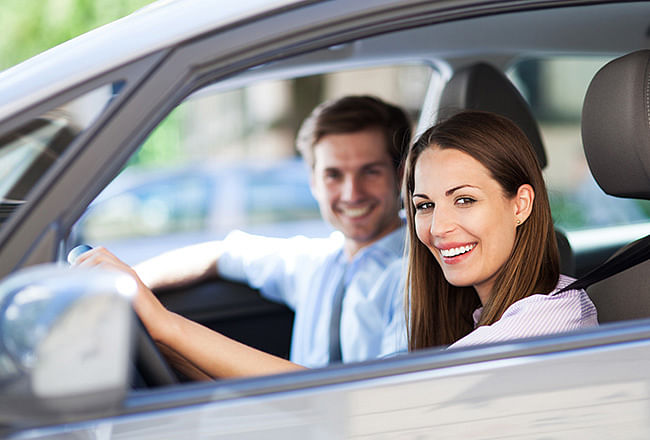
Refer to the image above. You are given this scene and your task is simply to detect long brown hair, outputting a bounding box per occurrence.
[404,111,559,350]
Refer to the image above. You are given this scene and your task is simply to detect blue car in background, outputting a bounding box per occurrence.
[73,158,331,264]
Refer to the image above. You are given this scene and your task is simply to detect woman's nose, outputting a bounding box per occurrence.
[430,207,455,237]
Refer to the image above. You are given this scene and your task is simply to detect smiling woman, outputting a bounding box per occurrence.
[404,110,598,350]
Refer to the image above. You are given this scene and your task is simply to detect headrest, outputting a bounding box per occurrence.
[438,62,547,169]
[581,50,650,200]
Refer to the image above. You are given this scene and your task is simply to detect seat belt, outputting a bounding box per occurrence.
[557,234,650,294]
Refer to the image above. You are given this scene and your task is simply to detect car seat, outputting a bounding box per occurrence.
[435,62,575,276]
[580,50,650,323]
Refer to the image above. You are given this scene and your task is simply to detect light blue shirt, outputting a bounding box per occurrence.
[217,226,407,368]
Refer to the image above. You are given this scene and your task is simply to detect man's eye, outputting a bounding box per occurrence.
[456,197,476,206]
[324,171,341,180]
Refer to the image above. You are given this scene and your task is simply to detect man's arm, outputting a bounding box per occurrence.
[134,241,223,290]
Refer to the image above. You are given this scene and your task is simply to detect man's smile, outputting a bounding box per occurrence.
[338,203,374,219]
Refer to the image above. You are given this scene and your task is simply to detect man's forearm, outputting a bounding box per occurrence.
[134,241,223,290]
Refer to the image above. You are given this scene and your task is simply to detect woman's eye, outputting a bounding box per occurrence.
[415,202,434,211]
[455,197,476,206]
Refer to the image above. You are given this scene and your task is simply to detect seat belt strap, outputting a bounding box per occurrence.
[557,234,650,294]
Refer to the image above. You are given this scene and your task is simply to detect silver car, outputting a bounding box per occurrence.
[1,0,649,438]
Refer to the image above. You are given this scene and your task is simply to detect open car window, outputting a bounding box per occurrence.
[73,65,435,265]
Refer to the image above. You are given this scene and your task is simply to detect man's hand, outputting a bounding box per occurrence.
[73,246,169,341]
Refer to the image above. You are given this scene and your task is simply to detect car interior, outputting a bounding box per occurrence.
[131,39,650,385]
[579,50,650,323]
[120,3,650,384]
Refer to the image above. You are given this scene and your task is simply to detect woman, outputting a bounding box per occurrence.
[76,110,597,379]
[403,110,597,350]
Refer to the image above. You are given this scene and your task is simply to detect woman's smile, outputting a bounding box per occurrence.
[437,242,477,263]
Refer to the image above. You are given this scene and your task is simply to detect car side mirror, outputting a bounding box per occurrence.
[0,264,136,425]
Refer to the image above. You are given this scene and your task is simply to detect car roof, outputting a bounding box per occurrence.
[0,0,308,121]
[1,0,648,122]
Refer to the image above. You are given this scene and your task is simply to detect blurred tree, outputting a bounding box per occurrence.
[1,0,154,70]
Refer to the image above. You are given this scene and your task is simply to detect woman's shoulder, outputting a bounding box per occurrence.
[551,274,580,293]
[501,274,598,325]
[450,275,599,349]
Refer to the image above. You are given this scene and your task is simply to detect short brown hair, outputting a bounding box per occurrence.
[404,110,560,350]
[296,95,411,172]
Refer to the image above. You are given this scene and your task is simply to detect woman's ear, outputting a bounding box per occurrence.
[514,184,535,225]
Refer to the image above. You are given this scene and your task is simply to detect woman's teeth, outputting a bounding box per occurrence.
[440,244,476,258]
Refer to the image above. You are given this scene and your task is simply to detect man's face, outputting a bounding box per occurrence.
[310,128,402,257]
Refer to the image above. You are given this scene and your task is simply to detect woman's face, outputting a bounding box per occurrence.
[412,146,532,304]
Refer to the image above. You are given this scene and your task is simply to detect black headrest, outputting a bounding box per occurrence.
[438,62,547,169]
[581,50,650,200]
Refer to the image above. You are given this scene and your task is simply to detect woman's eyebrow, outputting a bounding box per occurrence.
[412,193,428,199]
[445,184,478,197]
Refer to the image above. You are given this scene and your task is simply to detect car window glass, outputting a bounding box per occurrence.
[0,83,124,232]
[74,65,434,265]
[509,57,650,231]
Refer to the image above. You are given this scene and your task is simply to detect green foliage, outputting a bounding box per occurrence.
[1,0,154,70]
[549,190,587,230]
[127,105,186,168]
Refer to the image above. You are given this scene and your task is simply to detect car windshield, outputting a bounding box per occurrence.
[0,83,122,231]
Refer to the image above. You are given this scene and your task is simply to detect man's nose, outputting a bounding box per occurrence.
[341,175,363,202]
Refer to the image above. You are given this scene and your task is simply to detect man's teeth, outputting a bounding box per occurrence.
[342,206,371,218]
[440,244,476,258]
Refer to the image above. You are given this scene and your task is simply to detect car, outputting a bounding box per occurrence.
[0,0,650,438]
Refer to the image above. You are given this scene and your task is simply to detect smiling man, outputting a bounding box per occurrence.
[136,96,411,368]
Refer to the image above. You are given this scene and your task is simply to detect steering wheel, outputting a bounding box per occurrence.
[133,316,179,388]
[68,245,179,388]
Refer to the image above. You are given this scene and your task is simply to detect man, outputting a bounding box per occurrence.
[134,95,411,369]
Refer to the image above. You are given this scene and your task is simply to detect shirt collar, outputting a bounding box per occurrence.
[472,307,483,327]
[355,223,406,259]
[332,223,406,267]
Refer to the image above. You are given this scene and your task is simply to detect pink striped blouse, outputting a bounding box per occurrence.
[450,275,599,348]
